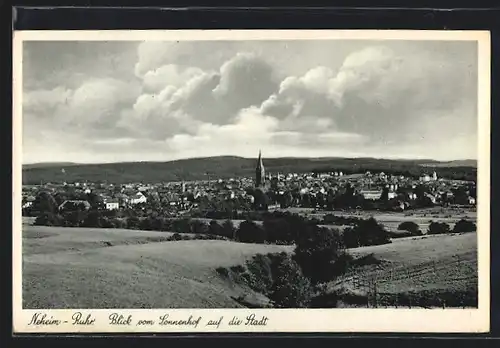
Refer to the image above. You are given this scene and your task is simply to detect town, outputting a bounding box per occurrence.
[22,151,476,221]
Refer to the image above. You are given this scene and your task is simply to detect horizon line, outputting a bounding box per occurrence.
[22,155,478,166]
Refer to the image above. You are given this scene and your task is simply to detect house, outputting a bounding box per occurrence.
[387,192,397,200]
[105,199,120,210]
[420,174,431,182]
[22,201,33,209]
[58,200,91,212]
[361,190,382,200]
[130,192,147,205]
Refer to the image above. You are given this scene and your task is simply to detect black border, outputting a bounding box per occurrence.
[5,3,499,342]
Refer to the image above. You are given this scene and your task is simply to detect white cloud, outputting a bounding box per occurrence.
[22,40,478,163]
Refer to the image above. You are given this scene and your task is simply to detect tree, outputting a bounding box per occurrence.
[428,221,451,235]
[190,220,209,234]
[398,221,422,236]
[452,219,476,233]
[293,225,344,284]
[32,192,58,214]
[82,210,102,228]
[34,212,63,226]
[221,219,236,239]
[172,218,191,234]
[86,192,104,210]
[126,216,140,229]
[236,220,266,244]
[209,220,223,236]
[269,253,312,308]
[352,217,391,246]
[380,186,389,202]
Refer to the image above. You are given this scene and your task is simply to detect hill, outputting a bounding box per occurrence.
[420,159,477,168]
[329,232,478,307]
[22,225,293,309]
[23,162,80,169]
[21,156,477,184]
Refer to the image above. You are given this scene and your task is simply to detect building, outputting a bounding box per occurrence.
[255,150,266,187]
[361,190,382,200]
[420,174,431,182]
[105,199,120,210]
[58,200,91,212]
[130,192,147,205]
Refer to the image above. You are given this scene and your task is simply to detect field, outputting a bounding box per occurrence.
[329,232,478,307]
[21,210,478,309]
[22,223,292,309]
[284,206,476,235]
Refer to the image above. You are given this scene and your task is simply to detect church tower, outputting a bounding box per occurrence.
[255,150,266,187]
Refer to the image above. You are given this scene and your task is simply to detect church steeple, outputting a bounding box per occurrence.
[256,150,265,187]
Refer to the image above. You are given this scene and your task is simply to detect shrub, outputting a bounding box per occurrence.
[293,225,344,284]
[34,212,63,227]
[82,210,102,228]
[398,221,422,236]
[388,230,413,239]
[171,218,191,234]
[452,219,476,233]
[100,217,115,228]
[241,252,312,308]
[170,233,183,241]
[190,220,209,234]
[209,220,223,236]
[269,253,312,308]
[126,216,140,229]
[428,221,451,235]
[353,217,391,246]
[221,220,236,239]
[342,218,391,248]
[236,220,267,244]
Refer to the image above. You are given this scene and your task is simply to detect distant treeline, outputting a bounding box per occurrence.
[312,165,476,182]
[34,208,391,248]
[22,156,477,184]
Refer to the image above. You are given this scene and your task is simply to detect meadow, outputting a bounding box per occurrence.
[328,232,478,307]
[22,222,292,309]
[285,206,476,234]
[21,210,478,309]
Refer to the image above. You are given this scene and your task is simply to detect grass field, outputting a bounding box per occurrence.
[21,212,478,309]
[329,232,478,307]
[284,206,476,234]
[22,224,292,309]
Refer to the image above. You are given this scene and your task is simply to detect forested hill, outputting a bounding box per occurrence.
[22,156,477,185]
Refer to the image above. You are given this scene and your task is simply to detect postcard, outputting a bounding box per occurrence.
[13,29,490,333]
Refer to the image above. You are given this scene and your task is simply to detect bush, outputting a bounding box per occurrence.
[190,220,209,234]
[170,233,183,241]
[221,220,236,239]
[34,212,63,226]
[126,216,140,229]
[269,253,312,308]
[452,219,476,233]
[209,220,223,236]
[236,220,267,244]
[428,221,451,235]
[398,221,422,236]
[82,210,102,228]
[237,252,312,308]
[354,218,391,246]
[293,225,344,284]
[171,218,191,234]
[343,218,391,248]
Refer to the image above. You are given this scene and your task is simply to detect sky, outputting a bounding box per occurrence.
[21,39,478,164]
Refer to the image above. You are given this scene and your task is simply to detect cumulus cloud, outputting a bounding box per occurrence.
[21,40,478,163]
[120,52,280,141]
